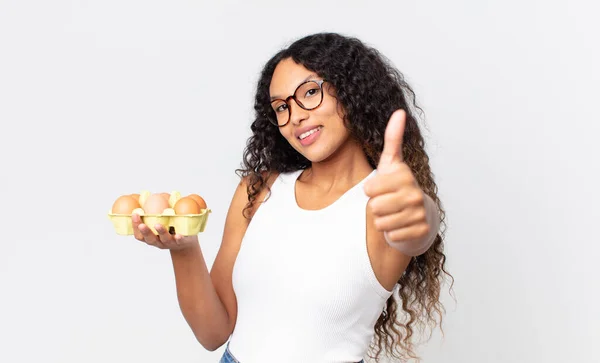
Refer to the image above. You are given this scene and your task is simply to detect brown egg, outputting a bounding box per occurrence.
[174,197,201,215]
[186,194,207,209]
[112,195,141,214]
[143,193,170,214]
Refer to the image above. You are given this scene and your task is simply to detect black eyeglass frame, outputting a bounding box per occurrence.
[268,79,326,127]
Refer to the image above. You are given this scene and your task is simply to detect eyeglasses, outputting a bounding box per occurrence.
[269,79,326,127]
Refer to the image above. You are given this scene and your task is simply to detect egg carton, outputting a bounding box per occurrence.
[107,190,211,236]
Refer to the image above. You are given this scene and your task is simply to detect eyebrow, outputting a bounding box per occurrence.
[270,74,319,101]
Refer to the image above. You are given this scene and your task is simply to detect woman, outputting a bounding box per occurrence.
[132,32,451,362]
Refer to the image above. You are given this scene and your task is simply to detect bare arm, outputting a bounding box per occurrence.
[171,179,254,350]
[169,243,231,351]
[134,177,265,351]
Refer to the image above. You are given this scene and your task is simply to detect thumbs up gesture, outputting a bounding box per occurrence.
[364,109,437,255]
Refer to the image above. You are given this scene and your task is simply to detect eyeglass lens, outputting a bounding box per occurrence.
[271,81,323,126]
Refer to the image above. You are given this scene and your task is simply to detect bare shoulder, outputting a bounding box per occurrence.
[365,204,412,292]
[208,171,279,332]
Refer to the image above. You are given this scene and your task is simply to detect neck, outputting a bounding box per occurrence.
[302,138,374,189]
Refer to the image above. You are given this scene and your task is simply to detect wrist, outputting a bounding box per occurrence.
[169,240,201,256]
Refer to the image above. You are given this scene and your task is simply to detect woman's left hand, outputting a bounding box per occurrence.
[364,110,436,253]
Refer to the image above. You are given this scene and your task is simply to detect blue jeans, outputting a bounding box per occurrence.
[219,344,239,363]
[219,344,364,363]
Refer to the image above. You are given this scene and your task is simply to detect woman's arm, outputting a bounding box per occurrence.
[168,179,255,350]
[172,174,276,351]
[169,243,230,351]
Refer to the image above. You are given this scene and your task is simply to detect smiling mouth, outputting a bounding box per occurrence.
[298,126,323,140]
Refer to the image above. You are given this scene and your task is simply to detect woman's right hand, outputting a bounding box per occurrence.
[132,213,199,250]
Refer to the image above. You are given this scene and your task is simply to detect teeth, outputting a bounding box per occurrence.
[299,126,321,140]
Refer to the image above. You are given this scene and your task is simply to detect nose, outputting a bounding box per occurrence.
[287,98,308,125]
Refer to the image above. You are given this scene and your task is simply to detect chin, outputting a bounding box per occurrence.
[293,149,324,163]
[303,154,329,163]
[296,144,340,164]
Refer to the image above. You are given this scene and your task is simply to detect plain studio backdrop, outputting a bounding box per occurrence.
[1,0,598,362]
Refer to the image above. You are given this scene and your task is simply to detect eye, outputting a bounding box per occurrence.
[305,88,320,98]
[273,103,288,113]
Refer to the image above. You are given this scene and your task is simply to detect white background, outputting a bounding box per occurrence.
[1,1,598,362]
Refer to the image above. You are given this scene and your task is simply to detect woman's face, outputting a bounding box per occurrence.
[269,58,351,163]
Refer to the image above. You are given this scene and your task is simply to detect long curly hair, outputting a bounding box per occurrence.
[236,32,453,362]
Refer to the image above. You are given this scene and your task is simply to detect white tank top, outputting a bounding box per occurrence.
[229,169,393,362]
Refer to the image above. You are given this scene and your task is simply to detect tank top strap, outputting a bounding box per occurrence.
[347,169,377,198]
[275,169,304,190]
[262,169,303,204]
[327,169,376,210]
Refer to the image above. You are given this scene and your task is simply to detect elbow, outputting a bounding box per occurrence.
[202,342,222,352]
[198,334,229,352]
[194,325,232,352]
[198,338,229,352]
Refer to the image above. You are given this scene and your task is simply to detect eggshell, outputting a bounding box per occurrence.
[112,195,141,214]
[129,193,140,203]
[186,194,207,209]
[143,193,170,215]
[174,197,201,215]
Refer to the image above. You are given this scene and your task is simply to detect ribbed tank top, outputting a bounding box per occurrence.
[229,169,394,362]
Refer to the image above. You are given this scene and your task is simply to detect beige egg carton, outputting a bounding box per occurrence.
[107,190,211,236]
